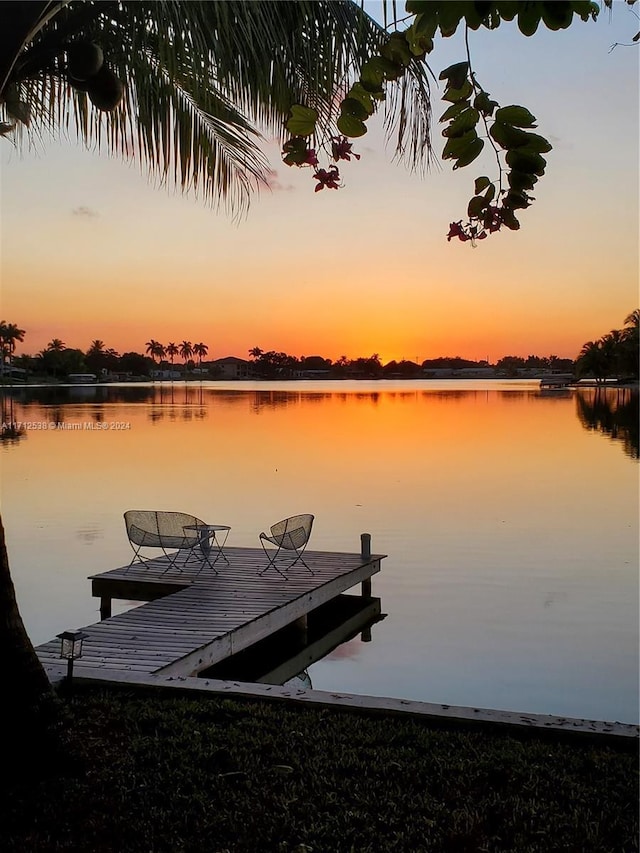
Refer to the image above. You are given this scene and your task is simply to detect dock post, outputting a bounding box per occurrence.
[361,533,372,598]
[360,533,371,560]
[100,596,112,620]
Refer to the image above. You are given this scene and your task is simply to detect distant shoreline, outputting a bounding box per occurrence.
[2,376,639,390]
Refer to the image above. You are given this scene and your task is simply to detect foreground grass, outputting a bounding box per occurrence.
[3,686,638,853]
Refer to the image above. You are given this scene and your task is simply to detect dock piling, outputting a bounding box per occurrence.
[361,534,372,598]
[360,533,371,560]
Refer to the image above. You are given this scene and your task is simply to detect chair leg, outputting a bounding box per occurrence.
[258,540,289,579]
[287,549,314,574]
[184,544,220,576]
[160,547,183,574]
[124,544,149,573]
[258,541,314,577]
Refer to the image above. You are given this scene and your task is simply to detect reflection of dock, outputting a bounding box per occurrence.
[202,593,384,686]
[34,546,385,681]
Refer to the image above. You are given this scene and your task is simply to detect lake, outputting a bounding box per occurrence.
[1,380,638,724]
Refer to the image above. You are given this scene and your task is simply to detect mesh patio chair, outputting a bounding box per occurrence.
[258,514,314,579]
[123,510,220,574]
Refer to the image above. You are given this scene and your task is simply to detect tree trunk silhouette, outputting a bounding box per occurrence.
[0,513,56,750]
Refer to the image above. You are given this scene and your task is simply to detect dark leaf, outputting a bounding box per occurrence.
[380,32,412,66]
[453,137,484,168]
[508,170,538,191]
[346,83,375,116]
[500,208,521,230]
[442,129,477,159]
[506,149,547,176]
[340,97,369,121]
[541,1,573,30]
[442,80,473,103]
[503,190,531,210]
[464,2,493,30]
[286,105,318,137]
[468,194,488,218]
[438,2,465,36]
[336,113,367,138]
[496,2,520,22]
[438,61,469,89]
[413,12,438,39]
[517,132,552,154]
[490,122,532,149]
[483,183,496,203]
[474,91,498,117]
[494,105,537,127]
[440,101,469,122]
[442,108,480,138]
[517,3,542,36]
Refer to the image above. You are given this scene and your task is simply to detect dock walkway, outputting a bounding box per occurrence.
[34,546,384,680]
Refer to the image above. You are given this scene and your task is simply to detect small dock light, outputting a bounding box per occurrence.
[57,629,88,682]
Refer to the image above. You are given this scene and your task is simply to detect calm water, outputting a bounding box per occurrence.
[1,380,638,723]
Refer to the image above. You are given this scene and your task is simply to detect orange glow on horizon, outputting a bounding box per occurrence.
[8,314,630,366]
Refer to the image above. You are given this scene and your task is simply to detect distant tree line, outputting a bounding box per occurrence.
[1,313,638,382]
[0,336,210,380]
[246,349,579,379]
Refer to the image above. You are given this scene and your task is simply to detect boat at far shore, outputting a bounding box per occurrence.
[539,374,575,389]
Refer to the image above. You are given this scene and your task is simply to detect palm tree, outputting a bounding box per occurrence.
[620,310,639,379]
[85,338,106,373]
[1,2,432,216]
[145,339,165,367]
[0,0,434,747]
[179,341,193,371]
[249,347,264,360]
[0,321,26,372]
[576,340,608,384]
[87,339,105,354]
[44,338,66,380]
[165,342,179,371]
[192,342,208,374]
[601,330,625,381]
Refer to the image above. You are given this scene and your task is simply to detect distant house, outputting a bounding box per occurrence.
[422,367,497,378]
[0,365,27,378]
[150,369,181,380]
[213,357,253,379]
[300,355,332,378]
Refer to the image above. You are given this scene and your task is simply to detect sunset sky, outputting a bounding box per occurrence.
[1,2,638,364]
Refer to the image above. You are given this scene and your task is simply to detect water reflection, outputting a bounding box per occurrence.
[2,380,637,722]
[3,383,639,459]
[575,388,639,459]
[200,595,385,686]
[0,393,26,444]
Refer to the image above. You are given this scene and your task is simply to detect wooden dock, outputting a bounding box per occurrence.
[32,544,640,747]
[34,545,385,680]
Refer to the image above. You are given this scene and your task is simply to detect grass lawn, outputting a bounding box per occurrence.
[3,686,638,852]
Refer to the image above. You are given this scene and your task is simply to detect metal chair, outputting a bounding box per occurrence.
[258,514,315,579]
[123,510,220,574]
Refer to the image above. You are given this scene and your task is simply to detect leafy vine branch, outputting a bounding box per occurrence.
[280,0,608,243]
